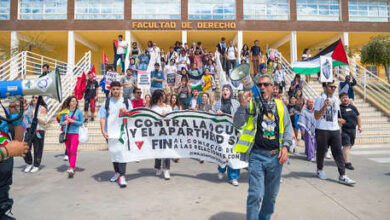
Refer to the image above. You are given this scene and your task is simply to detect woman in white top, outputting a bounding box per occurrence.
[302,48,312,82]
[273,63,286,91]
[148,42,161,71]
[176,49,189,72]
[23,96,48,173]
[150,90,173,180]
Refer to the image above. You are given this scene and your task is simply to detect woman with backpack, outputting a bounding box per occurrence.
[60,96,84,178]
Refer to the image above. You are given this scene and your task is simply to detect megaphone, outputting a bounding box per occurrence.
[230,63,261,98]
[0,69,62,102]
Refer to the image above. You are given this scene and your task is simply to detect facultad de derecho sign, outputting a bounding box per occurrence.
[131,21,236,30]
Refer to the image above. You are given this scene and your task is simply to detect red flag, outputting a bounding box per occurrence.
[331,39,349,65]
[103,52,108,64]
[89,65,96,79]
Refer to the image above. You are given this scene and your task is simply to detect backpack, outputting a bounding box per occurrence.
[104,97,130,118]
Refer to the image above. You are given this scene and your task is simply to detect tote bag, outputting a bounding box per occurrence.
[79,126,89,143]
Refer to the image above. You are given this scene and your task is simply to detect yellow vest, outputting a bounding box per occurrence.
[234,99,285,153]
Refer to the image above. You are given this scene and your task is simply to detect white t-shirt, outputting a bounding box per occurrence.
[314,92,340,131]
[227,47,236,60]
[151,104,172,115]
[190,98,197,109]
[117,41,127,55]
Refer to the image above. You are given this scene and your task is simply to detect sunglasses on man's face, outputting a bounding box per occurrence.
[329,86,337,89]
[136,92,142,94]
[257,83,271,88]
[32,97,38,99]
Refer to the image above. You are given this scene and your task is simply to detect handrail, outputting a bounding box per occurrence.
[277,52,319,99]
[336,59,390,110]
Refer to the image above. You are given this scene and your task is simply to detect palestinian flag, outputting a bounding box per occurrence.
[113,40,129,70]
[292,39,349,75]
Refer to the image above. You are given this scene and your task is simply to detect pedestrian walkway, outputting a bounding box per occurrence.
[351,145,390,164]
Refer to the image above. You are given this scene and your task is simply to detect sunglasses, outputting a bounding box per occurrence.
[329,86,337,89]
[257,83,271,88]
[32,97,38,99]
[136,92,142,94]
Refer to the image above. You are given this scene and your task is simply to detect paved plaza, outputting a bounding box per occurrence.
[9,145,390,220]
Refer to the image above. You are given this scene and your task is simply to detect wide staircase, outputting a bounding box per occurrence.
[278,53,390,145]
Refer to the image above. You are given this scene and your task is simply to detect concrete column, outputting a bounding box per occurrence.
[342,32,349,48]
[182,30,187,44]
[290,31,297,63]
[10,31,18,56]
[10,31,19,79]
[237,31,243,63]
[125,30,132,70]
[67,31,75,74]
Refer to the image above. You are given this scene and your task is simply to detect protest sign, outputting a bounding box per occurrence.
[108,109,247,169]
[105,71,119,90]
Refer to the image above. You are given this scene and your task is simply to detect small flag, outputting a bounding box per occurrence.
[103,52,108,64]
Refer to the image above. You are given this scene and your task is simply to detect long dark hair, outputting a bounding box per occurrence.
[150,90,164,107]
[30,96,48,109]
[60,97,72,110]
[68,96,79,110]
[170,94,180,109]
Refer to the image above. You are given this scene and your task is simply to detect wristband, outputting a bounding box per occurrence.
[2,146,9,157]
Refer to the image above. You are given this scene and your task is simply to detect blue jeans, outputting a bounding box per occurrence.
[218,165,240,181]
[113,54,125,73]
[247,149,283,220]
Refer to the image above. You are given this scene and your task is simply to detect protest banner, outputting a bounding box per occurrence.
[108,109,247,169]
[105,71,119,90]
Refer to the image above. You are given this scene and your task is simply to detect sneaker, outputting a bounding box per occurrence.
[345,163,355,170]
[339,175,356,186]
[118,176,127,188]
[67,168,75,178]
[230,179,239,186]
[326,151,331,159]
[163,170,170,180]
[155,169,163,176]
[110,173,120,182]
[30,166,39,173]
[90,117,94,122]
[217,172,224,180]
[317,170,327,180]
[63,155,69,161]
[310,158,316,162]
[199,160,204,164]
[24,165,33,173]
[84,118,88,123]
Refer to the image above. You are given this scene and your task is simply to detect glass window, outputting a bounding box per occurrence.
[244,0,289,20]
[75,0,124,19]
[132,0,180,19]
[188,0,235,20]
[366,65,378,75]
[349,0,389,22]
[18,0,67,20]
[297,0,340,21]
[0,0,10,20]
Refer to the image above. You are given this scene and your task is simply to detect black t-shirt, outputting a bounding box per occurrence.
[340,104,359,129]
[84,80,99,99]
[254,109,280,151]
[216,42,226,54]
[250,46,261,56]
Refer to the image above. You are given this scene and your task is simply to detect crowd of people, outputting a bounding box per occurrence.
[0,37,363,220]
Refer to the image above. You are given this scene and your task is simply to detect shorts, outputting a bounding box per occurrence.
[341,128,356,147]
[84,98,96,113]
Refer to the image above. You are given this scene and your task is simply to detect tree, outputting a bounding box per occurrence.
[0,35,48,61]
[360,36,390,83]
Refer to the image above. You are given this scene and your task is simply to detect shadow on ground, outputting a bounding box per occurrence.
[209,212,245,220]
[56,164,85,173]
[282,171,340,184]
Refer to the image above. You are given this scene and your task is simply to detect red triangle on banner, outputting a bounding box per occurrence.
[331,39,349,65]
[135,141,144,150]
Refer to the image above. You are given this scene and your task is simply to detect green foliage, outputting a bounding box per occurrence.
[0,35,48,61]
[360,36,390,67]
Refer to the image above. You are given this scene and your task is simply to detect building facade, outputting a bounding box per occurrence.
[0,0,389,78]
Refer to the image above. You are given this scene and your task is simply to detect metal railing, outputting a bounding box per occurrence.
[0,50,91,122]
[336,58,390,110]
[277,52,319,99]
[45,51,91,122]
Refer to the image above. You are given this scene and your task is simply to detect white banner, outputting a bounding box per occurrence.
[105,71,119,90]
[137,70,151,90]
[109,109,247,169]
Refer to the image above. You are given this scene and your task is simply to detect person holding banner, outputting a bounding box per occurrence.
[233,75,293,220]
[214,84,241,186]
[150,90,173,180]
[314,81,356,185]
[164,59,178,95]
[98,81,133,188]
